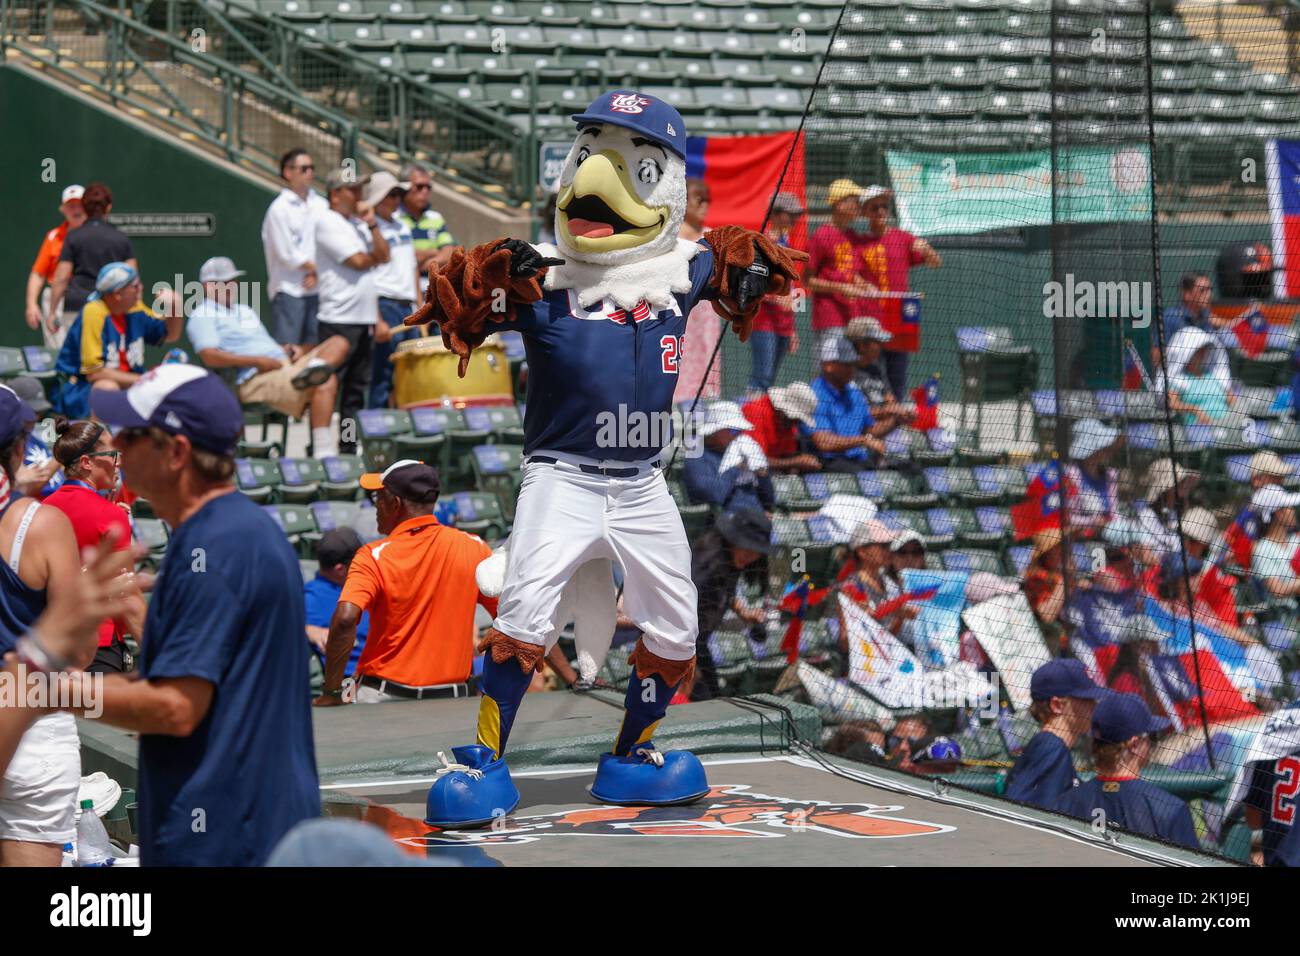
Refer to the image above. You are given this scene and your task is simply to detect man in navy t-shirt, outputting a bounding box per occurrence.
[1004,658,1107,808]
[71,365,319,866]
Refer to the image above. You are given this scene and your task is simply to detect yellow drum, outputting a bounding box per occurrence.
[392,333,512,407]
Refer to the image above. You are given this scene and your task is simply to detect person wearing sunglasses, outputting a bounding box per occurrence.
[42,417,145,674]
[396,162,456,297]
[263,147,329,345]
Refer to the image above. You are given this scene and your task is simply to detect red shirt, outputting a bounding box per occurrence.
[1196,565,1238,626]
[752,228,798,336]
[44,481,132,648]
[807,223,864,331]
[742,395,799,458]
[857,227,924,352]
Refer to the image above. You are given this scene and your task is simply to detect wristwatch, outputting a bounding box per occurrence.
[15,630,73,673]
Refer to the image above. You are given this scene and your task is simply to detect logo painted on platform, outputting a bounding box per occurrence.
[402,784,954,846]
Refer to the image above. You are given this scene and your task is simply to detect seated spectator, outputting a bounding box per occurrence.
[1133,458,1201,563]
[683,505,772,702]
[811,334,891,472]
[888,528,927,578]
[1179,506,1238,625]
[823,720,890,766]
[1104,614,1164,714]
[1247,450,1291,492]
[1024,528,1070,650]
[55,262,182,418]
[1166,326,1236,425]
[1157,271,1219,354]
[187,256,349,458]
[305,528,370,679]
[10,377,62,499]
[1094,517,1151,594]
[1052,694,1199,850]
[683,402,774,512]
[845,315,915,426]
[741,383,821,474]
[841,519,913,640]
[1250,485,1300,600]
[1063,418,1123,536]
[1005,658,1107,808]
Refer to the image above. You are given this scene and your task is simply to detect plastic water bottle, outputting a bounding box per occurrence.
[75,799,114,867]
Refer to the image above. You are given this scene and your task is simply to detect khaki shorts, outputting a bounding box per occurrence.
[238,351,317,418]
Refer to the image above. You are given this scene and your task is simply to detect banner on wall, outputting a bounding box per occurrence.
[1266,138,1300,299]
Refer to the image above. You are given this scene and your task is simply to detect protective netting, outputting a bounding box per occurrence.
[679,0,1300,862]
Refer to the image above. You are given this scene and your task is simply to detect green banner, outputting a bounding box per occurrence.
[886,145,1152,237]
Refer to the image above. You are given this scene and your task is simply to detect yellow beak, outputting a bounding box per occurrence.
[557,150,667,254]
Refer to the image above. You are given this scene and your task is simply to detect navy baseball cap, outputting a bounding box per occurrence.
[0,384,36,448]
[90,364,243,456]
[570,90,687,159]
[1092,693,1171,744]
[1030,658,1108,703]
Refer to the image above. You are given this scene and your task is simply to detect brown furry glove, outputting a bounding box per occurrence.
[405,238,560,376]
[704,224,809,342]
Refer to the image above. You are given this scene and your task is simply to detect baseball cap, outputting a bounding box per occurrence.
[8,376,50,416]
[698,401,753,437]
[570,90,687,159]
[1248,450,1292,480]
[1069,417,1122,461]
[1030,658,1108,703]
[199,256,246,283]
[61,184,85,204]
[767,382,817,427]
[772,191,805,216]
[890,528,925,552]
[860,185,894,204]
[1251,483,1300,518]
[1144,457,1199,502]
[826,178,866,206]
[89,364,244,456]
[0,384,36,448]
[845,316,892,344]
[819,333,858,365]
[850,518,895,549]
[715,504,775,554]
[326,166,371,192]
[1179,506,1219,546]
[316,527,364,568]
[1092,693,1170,744]
[362,170,411,207]
[95,261,139,295]
[360,459,441,503]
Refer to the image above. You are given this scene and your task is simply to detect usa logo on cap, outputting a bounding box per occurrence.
[610,93,650,114]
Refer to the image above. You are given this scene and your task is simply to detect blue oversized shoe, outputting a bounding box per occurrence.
[590,744,709,806]
[424,745,520,829]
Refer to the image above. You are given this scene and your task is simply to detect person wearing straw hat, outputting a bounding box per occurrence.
[1005,658,1108,809]
[741,382,821,474]
[841,519,912,640]
[1133,458,1200,561]
[1063,418,1124,537]
[857,185,941,399]
[1247,450,1292,492]
[806,178,874,355]
[683,401,774,513]
[747,191,806,395]
[1051,693,1199,850]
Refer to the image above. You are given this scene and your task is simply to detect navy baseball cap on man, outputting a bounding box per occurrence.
[1092,693,1171,744]
[360,459,441,504]
[1030,658,1108,703]
[0,384,36,448]
[90,364,244,456]
[571,90,687,159]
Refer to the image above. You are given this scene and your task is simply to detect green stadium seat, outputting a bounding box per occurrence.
[309,499,362,534]
[320,455,366,500]
[263,503,319,556]
[357,407,413,473]
[0,348,25,379]
[1253,97,1300,124]
[449,490,508,540]
[235,457,281,504]
[21,346,57,380]
[262,0,322,21]
[993,63,1046,91]
[239,403,289,458]
[942,548,1005,576]
[437,23,496,50]
[363,0,426,21]
[513,0,580,23]
[407,50,468,79]
[276,457,328,503]
[484,0,529,24]
[470,444,524,519]
[750,87,804,115]
[667,478,712,537]
[354,47,403,70]
[709,57,776,86]
[330,21,394,47]
[429,0,479,23]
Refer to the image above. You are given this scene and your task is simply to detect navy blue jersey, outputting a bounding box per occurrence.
[502,246,715,462]
[1004,731,1079,808]
[1053,776,1199,850]
[1243,755,1300,866]
[138,492,320,866]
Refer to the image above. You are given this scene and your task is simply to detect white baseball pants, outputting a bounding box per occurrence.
[494,456,698,662]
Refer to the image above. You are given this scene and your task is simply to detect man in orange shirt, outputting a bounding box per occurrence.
[25,185,87,350]
[313,460,496,705]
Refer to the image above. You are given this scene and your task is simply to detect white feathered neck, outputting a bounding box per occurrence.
[535,239,703,312]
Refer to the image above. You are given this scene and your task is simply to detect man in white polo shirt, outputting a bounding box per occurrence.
[365,171,420,409]
[187,256,349,457]
[262,148,328,345]
[315,167,390,453]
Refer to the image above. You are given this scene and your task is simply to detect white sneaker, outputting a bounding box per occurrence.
[77,772,122,819]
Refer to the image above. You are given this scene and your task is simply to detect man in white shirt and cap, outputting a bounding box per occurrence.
[262,148,329,345]
[1062,417,1123,536]
[683,401,774,513]
[364,171,420,409]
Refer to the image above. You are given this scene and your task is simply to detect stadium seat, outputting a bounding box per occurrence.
[0,347,24,379]
[462,404,525,444]
[878,509,954,550]
[470,444,525,519]
[239,404,288,459]
[356,407,413,473]
[942,549,1004,576]
[857,469,937,509]
[276,457,328,503]
[801,472,862,504]
[309,499,363,535]
[448,490,508,541]
[955,326,1038,436]
[263,503,319,557]
[667,478,712,537]
[320,455,366,500]
[235,457,281,504]
[21,345,57,380]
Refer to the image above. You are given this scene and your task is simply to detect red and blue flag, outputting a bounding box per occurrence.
[687,131,806,237]
[1229,305,1269,359]
[1010,460,1063,540]
[911,373,940,432]
[1266,138,1300,299]
[778,575,829,664]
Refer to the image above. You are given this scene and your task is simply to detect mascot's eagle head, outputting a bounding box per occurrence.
[553,90,689,268]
